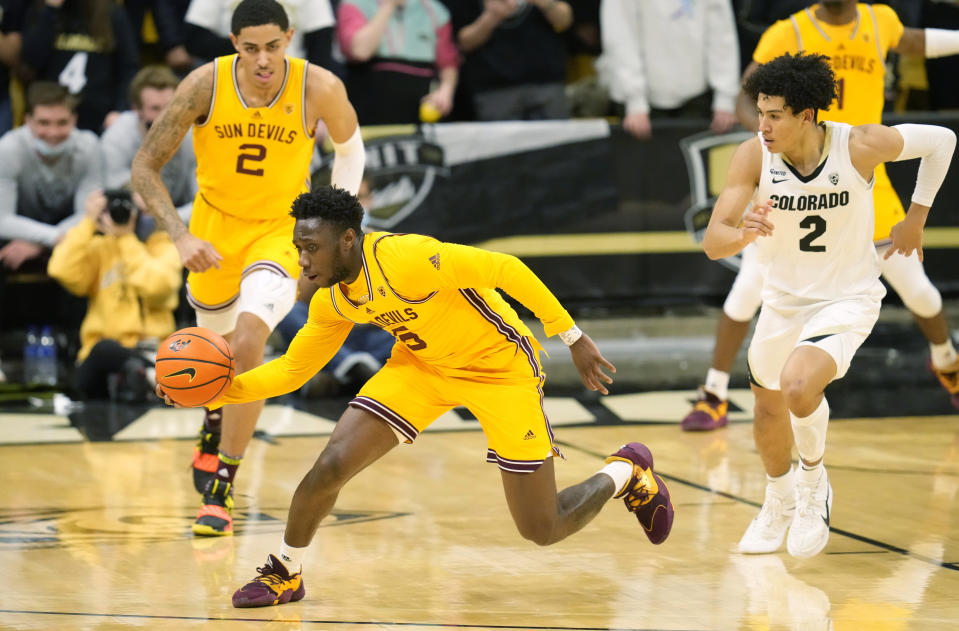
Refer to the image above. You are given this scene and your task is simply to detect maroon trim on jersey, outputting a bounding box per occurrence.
[301,62,312,137]
[459,288,540,378]
[196,59,218,128]
[485,450,545,473]
[337,246,374,309]
[187,290,239,312]
[370,234,437,304]
[329,287,365,324]
[535,374,558,450]
[350,396,418,442]
[232,56,291,109]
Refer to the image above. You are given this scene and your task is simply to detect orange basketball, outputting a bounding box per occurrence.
[155,327,234,407]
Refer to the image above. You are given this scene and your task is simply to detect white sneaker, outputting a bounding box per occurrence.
[787,468,833,558]
[738,483,796,554]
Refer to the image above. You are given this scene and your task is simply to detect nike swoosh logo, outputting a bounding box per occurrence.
[164,367,197,382]
[772,177,789,184]
[821,486,831,527]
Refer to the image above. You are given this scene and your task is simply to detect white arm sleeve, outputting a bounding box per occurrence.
[893,124,957,207]
[925,28,959,58]
[330,127,365,196]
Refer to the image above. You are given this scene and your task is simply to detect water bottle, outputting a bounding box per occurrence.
[22,326,39,386]
[37,326,58,387]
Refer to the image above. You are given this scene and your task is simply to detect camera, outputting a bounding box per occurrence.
[104,189,136,225]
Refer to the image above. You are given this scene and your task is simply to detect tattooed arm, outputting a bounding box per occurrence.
[131,64,222,272]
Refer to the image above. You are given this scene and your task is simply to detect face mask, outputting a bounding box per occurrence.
[32,135,71,159]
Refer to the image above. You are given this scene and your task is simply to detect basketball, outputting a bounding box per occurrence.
[155,327,234,407]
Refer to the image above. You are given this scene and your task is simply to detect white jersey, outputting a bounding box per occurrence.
[754,121,885,309]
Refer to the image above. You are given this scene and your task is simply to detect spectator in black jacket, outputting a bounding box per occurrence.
[17,0,139,132]
[121,0,193,74]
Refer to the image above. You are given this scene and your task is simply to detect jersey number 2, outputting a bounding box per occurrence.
[799,215,826,252]
[236,143,266,176]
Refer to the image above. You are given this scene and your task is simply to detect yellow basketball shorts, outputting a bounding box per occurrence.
[350,340,560,472]
[872,163,905,242]
[186,198,301,308]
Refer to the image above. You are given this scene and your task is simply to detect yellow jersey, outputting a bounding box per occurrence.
[217,232,576,406]
[192,55,315,221]
[753,3,904,127]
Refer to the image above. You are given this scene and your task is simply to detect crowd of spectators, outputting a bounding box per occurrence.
[1,0,958,399]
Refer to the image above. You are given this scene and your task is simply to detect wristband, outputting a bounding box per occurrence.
[559,325,583,346]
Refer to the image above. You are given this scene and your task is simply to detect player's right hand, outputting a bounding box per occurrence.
[154,384,181,407]
[174,233,223,272]
[741,200,774,243]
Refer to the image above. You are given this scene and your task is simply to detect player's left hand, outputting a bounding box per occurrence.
[569,333,616,395]
[885,217,924,261]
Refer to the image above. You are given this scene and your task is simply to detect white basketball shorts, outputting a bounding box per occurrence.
[746,296,881,390]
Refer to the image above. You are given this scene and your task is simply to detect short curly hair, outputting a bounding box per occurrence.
[744,52,838,119]
[290,186,364,236]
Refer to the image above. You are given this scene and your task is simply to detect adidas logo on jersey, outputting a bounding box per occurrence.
[523,430,536,440]
[429,254,440,270]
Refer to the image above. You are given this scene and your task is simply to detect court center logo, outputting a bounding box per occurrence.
[680,130,754,271]
[313,131,447,230]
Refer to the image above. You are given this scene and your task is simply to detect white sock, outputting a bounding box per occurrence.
[798,460,825,485]
[930,340,958,370]
[599,460,634,497]
[704,368,730,400]
[790,397,830,464]
[767,465,795,500]
[278,541,305,573]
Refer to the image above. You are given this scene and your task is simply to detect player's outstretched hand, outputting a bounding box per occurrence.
[569,333,616,395]
[154,384,181,407]
[742,200,774,243]
[174,233,223,272]
[885,216,924,261]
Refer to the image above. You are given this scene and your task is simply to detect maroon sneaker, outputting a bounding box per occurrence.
[680,387,729,431]
[233,555,306,608]
[605,442,674,544]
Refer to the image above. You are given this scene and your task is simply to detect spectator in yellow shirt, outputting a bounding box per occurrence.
[48,188,181,401]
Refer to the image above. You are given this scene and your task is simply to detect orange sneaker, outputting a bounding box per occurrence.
[929,359,959,410]
[193,478,233,536]
[192,411,222,493]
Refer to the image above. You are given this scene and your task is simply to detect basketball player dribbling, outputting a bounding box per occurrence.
[682,0,959,431]
[703,52,955,558]
[132,0,366,536]
[157,185,675,608]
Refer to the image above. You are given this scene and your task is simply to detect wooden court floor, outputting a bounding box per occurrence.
[1,394,958,630]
